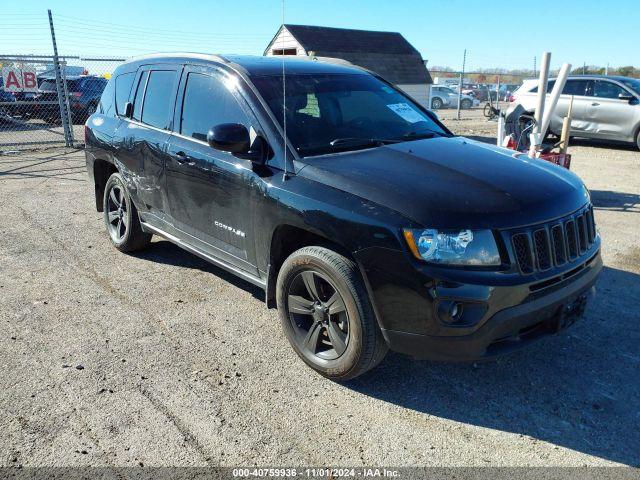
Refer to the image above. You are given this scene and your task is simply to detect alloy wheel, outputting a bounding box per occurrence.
[287,270,349,360]
[106,184,128,243]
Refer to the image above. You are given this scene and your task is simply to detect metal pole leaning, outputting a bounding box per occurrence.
[48,9,73,147]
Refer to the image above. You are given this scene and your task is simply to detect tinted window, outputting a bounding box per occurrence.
[562,80,590,96]
[594,80,626,99]
[530,80,555,93]
[141,70,177,129]
[180,72,249,142]
[115,72,135,115]
[39,79,58,92]
[132,71,148,121]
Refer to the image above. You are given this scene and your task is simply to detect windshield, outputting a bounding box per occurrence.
[618,77,640,96]
[251,73,449,157]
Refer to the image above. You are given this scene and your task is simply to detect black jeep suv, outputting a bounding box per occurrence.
[85,54,602,380]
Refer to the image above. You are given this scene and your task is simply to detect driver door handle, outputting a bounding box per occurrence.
[591,102,600,106]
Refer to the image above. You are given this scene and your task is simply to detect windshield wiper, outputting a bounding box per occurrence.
[402,129,448,140]
[329,137,401,149]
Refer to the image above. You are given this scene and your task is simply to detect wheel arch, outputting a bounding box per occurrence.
[92,158,118,212]
[265,224,353,308]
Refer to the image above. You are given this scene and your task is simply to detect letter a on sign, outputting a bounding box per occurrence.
[6,70,20,89]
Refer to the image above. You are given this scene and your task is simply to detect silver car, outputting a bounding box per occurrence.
[430,86,478,110]
[508,75,640,149]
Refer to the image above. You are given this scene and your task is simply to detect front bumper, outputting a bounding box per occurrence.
[356,245,602,362]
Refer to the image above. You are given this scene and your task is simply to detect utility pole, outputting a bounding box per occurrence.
[605,62,609,75]
[583,62,586,75]
[456,49,466,120]
[533,56,537,77]
[48,9,73,146]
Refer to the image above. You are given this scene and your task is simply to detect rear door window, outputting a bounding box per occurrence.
[141,70,177,129]
[562,80,591,96]
[132,71,148,121]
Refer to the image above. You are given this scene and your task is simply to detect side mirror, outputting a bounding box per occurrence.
[124,101,133,118]
[207,123,250,154]
[618,93,635,102]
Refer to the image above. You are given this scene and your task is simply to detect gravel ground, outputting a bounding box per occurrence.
[0,112,639,468]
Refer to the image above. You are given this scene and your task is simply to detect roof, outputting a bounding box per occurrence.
[114,53,368,77]
[265,25,432,84]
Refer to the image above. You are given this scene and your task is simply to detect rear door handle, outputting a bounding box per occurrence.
[174,151,190,164]
[591,102,600,106]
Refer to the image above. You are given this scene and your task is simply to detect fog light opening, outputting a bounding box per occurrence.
[438,300,464,324]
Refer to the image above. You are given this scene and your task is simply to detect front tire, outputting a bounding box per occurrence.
[461,98,472,109]
[103,173,151,252]
[636,130,640,151]
[276,246,388,381]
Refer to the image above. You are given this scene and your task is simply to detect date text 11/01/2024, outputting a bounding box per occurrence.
[232,468,400,477]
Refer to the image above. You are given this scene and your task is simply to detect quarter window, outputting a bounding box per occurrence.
[141,70,177,129]
[180,72,249,142]
[115,72,135,115]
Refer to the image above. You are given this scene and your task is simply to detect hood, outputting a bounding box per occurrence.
[297,137,590,229]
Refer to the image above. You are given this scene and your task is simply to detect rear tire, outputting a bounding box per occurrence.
[276,246,388,381]
[103,173,151,252]
[431,97,443,110]
[636,130,640,151]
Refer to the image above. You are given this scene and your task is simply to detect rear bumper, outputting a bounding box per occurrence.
[380,254,602,361]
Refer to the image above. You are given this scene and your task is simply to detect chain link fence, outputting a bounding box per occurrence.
[0,55,124,152]
[428,69,530,120]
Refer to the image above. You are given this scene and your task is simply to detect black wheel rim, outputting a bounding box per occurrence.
[287,270,349,360]
[106,184,128,242]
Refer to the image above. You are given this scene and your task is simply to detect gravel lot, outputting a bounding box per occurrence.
[1,109,639,468]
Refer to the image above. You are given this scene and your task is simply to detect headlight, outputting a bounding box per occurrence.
[403,228,501,266]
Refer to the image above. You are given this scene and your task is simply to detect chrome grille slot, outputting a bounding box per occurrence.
[577,214,587,253]
[533,229,552,271]
[551,224,566,266]
[565,220,578,260]
[512,233,534,274]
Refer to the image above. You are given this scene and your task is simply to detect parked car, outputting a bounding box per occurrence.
[86,54,602,380]
[33,75,107,123]
[431,85,478,109]
[508,75,640,149]
[0,78,19,118]
[428,87,451,109]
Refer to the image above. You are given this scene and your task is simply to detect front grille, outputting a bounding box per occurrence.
[512,233,534,273]
[507,204,596,274]
[533,229,552,270]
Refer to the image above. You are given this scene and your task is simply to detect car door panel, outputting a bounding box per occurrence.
[165,65,261,275]
[586,80,637,140]
[112,66,180,224]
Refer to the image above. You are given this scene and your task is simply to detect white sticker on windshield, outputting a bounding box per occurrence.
[386,103,424,123]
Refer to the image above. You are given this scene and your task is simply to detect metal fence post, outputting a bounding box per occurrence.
[456,49,466,120]
[47,9,73,147]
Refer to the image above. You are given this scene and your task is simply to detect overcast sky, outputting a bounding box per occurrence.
[1,0,637,71]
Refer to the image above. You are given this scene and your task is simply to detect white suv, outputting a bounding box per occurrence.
[507,75,640,149]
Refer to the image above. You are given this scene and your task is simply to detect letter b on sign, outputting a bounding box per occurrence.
[23,71,37,89]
